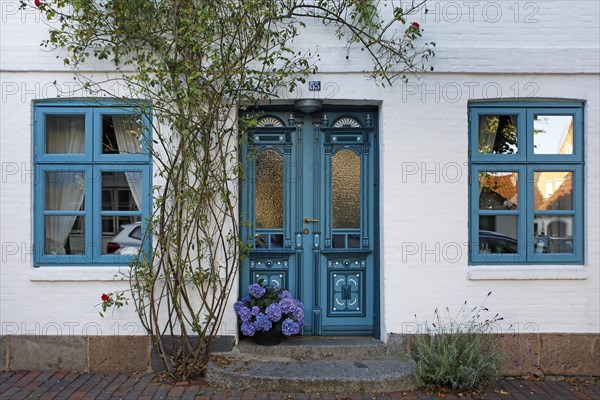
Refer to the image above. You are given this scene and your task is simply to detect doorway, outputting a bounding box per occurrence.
[240,106,379,336]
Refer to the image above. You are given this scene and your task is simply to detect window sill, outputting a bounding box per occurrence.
[30,266,131,282]
[467,265,588,280]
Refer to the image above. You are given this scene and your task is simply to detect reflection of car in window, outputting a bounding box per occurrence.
[106,222,142,255]
[479,230,518,254]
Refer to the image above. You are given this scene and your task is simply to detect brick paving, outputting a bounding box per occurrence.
[0,372,598,400]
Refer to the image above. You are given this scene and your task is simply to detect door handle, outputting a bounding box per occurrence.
[304,218,319,223]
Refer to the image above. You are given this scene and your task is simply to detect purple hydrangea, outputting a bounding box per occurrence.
[279,297,296,314]
[233,301,245,314]
[292,307,304,321]
[278,290,292,300]
[282,318,300,336]
[265,303,282,322]
[255,313,273,332]
[248,283,266,299]
[241,321,256,336]
[238,306,252,322]
[235,283,305,338]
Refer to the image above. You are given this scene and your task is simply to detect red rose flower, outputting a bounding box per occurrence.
[411,22,420,29]
[101,293,110,302]
[34,0,41,7]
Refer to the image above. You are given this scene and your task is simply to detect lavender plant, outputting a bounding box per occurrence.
[414,292,503,391]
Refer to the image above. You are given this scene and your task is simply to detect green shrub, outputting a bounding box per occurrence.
[414,292,503,391]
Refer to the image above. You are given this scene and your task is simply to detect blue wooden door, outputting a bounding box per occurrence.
[241,108,378,336]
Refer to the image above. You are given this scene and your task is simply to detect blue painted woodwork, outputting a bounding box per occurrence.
[469,101,584,264]
[241,108,379,336]
[33,100,152,266]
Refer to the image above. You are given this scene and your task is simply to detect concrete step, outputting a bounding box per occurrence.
[206,356,416,392]
[235,336,392,361]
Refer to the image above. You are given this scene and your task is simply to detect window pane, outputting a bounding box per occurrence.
[478,115,518,155]
[332,234,345,249]
[270,234,284,249]
[45,171,85,210]
[101,172,141,211]
[255,234,269,249]
[102,115,142,154]
[478,216,518,254]
[45,115,85,154]
[533,115,573,154]
[534,171,573,210]
[478,172,518,210]
[348,234,361,248]
[103,217,141,255]
[533,215,574,254]
[44,216,85,255]
[332,149,360,229]
[255,149,284,229]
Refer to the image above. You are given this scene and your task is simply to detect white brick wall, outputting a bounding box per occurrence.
[1,0,598,338]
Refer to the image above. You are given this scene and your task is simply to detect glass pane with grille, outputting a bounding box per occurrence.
[101,171,141,211]
[533,115,573,154]
[45,115,85,154]
[102,115,143,154]
[44,216,85,255]
[478,115,518,155]
[45,171,85,210]
[533,215,574,254]
[534,171,573,210]
[478,215,518,254]
[479,171,519,210]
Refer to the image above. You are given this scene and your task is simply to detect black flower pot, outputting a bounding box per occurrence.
[251,328,283,346]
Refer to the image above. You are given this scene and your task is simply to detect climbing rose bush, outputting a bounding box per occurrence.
[234,282,304,337]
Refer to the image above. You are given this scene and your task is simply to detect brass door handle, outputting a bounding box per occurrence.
[304,218,319,223]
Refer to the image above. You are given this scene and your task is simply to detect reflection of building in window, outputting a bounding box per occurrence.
[534,216,573,253]
[535,172,573,210]
[479,172,518,210]
[545,180,553,198]
[557,119,574,154]
[534,116,573,154]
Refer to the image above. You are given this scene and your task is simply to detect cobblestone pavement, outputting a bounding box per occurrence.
[0,371,598,400]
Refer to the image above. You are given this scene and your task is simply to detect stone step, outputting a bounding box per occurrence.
[235,336,393,361]
[206,356,416,393]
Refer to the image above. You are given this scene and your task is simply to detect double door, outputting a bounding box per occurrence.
[240,108,378,336]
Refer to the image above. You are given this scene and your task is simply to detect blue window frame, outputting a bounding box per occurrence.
[469,101,584,264]
[33,100,152,266]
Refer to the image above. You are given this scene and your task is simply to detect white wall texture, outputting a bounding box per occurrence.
[1,0,599,339]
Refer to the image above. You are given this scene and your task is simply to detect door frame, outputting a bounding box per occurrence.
[238,103,381,339]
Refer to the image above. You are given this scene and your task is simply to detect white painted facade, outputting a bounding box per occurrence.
[1,0,599,340]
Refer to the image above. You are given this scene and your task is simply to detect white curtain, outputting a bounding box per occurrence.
[45,116,86,254]
[46,115,85,154]
[113,115,143,211]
